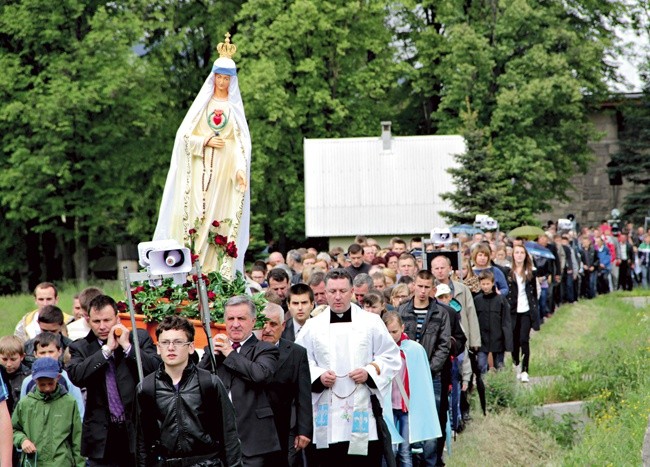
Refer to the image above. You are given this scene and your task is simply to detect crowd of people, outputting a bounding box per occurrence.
[0,219,647,466]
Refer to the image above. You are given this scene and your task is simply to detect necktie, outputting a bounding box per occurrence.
[232,342,241,351]
[105,356,125,423]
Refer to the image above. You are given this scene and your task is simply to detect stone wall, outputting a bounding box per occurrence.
[540,107,640,229]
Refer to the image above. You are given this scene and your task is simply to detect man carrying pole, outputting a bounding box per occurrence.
[68,295,160,466]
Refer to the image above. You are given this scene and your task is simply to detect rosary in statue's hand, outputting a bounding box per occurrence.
[205,135,225,149]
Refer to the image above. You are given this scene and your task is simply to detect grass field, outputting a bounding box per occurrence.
[0,280,124,337]
[448,291,650,466]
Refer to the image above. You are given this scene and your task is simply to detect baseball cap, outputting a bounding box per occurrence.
[435,283,452,298]
[32,357,60,380]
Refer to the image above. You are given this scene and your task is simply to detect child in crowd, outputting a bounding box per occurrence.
[0,335,31,466]
[434,283,470,432]
[12,357,85,466]
[362,290,388,316]
[474,270,512,374]
[0,335,31,408]
[382,312,440,467]
[20,332,85,418]
[23,305,73,368]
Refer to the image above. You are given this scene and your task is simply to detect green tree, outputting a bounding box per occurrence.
[237,0,401,248]
[408,0,630,229]
[440,99,504,225]
[0,1,165,284]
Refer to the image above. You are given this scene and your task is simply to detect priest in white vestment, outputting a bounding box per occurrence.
[296,269,401,466]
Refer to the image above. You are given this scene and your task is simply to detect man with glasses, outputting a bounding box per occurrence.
[68,295,160,466]
[136,315,241,466]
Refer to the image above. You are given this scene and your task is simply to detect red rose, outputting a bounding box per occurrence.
[188,228,197,235]
[116,301,128,312]
[207,291,216,300]
[192,274,199,282]
[134,302,143,313]
[191,253,200,263]
[215,234,227,246]
[132,286,145,294]
[212,220,220,228]
[188,289,198,300]
[226,241,238,258]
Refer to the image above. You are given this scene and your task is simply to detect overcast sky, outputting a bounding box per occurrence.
[611,25,648,93]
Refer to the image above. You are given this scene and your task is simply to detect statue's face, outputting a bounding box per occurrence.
[214,73,231,94]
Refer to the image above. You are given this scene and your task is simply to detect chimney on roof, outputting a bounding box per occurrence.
[381,121,392,152]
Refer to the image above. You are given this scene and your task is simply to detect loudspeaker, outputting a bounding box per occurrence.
[557,218,573,231]
[137,240,192,275]
[431,228,453,244]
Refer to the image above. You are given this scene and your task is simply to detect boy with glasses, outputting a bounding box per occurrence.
[137,315,241,467]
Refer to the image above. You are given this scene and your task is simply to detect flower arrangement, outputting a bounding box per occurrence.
[118,218,266,327]
[187,218,238,262]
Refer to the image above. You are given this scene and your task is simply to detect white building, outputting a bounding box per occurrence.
[304,122,465,249]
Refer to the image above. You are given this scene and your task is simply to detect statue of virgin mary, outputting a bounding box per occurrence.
[153,33,251,279]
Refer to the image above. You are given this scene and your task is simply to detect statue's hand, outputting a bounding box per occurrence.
[205,136,225,149]
[236,170,247,192]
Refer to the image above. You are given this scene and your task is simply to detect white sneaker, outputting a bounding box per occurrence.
[514,364,522,380]
[520,371,529,383]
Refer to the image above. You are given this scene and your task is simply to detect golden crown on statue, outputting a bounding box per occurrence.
[217,32,237,59]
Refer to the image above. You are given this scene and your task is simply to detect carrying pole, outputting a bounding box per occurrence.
[123,266,144,384]
[195,262,217,374]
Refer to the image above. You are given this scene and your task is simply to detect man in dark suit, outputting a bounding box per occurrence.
[261,303,312,467]
[281,283,314,342]
[67,295,160,466]
[201,295,281,467]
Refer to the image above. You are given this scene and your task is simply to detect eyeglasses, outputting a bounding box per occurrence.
[158,340,192,349]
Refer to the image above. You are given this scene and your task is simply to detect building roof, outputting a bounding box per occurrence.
[304,133,465,237]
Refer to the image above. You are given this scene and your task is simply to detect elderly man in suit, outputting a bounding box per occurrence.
[261,303,312,467]
[201,295,281,467]
[67,295,160,466]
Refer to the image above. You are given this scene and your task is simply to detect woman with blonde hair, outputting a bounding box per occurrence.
[461,258,480,294]
[383,267,397,286]
[390,283,410,309]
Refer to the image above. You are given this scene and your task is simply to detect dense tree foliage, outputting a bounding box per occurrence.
[428,0,628,229]
[0,1,166,286]
[0,0,646,289]
[237,0,400,250]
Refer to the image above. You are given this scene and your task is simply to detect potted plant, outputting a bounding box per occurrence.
[118,219,266,346]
